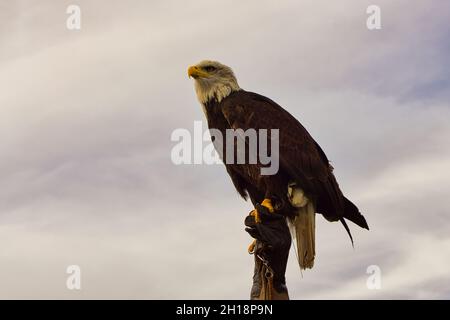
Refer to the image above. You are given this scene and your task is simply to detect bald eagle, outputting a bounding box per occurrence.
[188,60,369,269]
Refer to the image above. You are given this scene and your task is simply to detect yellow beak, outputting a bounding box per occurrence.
[188,65,209,79]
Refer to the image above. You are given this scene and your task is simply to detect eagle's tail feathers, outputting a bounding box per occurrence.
[343,197,369,230]
[340,218,354,248]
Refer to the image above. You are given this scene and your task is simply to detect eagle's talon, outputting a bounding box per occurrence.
[250,199,274,225]
[250,209,261,223]
[261,198,275,213]
[248,239,257,254]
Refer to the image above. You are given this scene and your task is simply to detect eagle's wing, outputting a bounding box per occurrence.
[221,91,344,220]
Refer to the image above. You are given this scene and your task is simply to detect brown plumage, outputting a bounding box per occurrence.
[188,60,368,256]
[208,90,368,230]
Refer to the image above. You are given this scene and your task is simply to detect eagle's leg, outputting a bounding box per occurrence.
[247,199,275,253]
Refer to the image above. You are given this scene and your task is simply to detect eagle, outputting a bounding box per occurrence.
[188,60,369,269]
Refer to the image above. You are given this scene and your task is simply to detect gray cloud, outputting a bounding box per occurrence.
[0,0,449,299]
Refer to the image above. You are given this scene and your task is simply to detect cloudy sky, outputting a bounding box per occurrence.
[1,0,449,299]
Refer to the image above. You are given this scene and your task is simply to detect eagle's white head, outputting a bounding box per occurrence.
[188,60,240,105]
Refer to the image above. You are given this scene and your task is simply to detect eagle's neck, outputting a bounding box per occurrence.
[195,79,240,105]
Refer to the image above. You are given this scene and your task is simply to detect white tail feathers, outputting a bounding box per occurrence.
[287,183,316,270]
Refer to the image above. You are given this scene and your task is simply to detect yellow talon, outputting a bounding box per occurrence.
[261,198,275,213]
[249,199,274,224]
[250,209,261,223]
[248,239,256,254]
[247,199,274,253]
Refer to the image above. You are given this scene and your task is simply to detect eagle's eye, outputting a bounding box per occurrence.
[203,66,216,72]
